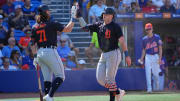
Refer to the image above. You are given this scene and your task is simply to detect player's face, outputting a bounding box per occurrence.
[145,28,153,34]
[103,14,113,23]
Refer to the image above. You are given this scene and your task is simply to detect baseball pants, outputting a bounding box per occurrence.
[145,54,161,92]
[96,49,121,89]
[36,48,65,82]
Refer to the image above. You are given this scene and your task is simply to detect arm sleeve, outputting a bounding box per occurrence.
[54,22,65,32]
[157,35,163,46]
[115,24,123,38]
[83,22,100,33]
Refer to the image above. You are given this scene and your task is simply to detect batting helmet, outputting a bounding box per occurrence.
[37,5,50,22]
[100,7,116,20]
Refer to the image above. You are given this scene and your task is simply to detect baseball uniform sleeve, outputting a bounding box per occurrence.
[84,22,101,32]
[157,35,163,46]
[54,22,65,32]
[115,24,123,38]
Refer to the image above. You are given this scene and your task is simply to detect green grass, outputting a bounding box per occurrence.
[1,93,180,101]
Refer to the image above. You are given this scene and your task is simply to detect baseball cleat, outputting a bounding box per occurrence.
[116,89,125,101]
[43,94,54,101]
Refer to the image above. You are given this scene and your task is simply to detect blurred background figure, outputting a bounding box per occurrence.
[66,51,79,70]
[9,50,22,70]
[88,0,107,23]
[0,57,17,70]
[78,59,86,69]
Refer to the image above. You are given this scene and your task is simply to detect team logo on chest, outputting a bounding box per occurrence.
[145,41,157,49]
[105,29,111,39]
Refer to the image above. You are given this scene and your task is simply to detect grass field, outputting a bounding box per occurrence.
[0,92,180,101]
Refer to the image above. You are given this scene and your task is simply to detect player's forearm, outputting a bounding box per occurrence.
[159,45,162,60]
[140,49,145,60]
[119,36,128,52]
[63,21,74,32]
[78,17,87,28]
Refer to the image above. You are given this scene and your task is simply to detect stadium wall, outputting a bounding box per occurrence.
[0,68,146,93]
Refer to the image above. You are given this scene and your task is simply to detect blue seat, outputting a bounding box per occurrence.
[28,20,36,28]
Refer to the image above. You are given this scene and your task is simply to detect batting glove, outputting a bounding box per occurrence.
[71,2,79,19]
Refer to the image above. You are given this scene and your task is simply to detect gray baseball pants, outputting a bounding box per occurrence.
[36,48,65,82]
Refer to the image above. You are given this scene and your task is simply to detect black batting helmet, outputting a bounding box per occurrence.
[37,5,50,22]
[102,7,116,15]
[100,7,116,20]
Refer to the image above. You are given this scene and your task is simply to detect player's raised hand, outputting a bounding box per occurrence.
[125,56,131,67]
[71,2,79,18]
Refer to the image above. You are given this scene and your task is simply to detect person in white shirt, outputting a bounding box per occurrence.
[152,0,164,8]
[0,57,17,70]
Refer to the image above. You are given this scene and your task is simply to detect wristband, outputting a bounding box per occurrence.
[71,18,77,22]
[124,51,129,57]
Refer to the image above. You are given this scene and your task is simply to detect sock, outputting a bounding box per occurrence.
[109,91,116,101]
[49,77,63,97]
[44,81,52,95]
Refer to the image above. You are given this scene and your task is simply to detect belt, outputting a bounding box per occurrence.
[39,45,57,49]
[102,48,118,53]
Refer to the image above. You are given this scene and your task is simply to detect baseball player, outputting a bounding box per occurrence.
[31,4,77,101]
[139,23,162,93]
[77,7,131,101]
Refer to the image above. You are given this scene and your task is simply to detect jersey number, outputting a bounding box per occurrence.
[105,29,111,39]
[37,30,47,42]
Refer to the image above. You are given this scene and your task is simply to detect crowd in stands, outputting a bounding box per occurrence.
[0,0,180,71]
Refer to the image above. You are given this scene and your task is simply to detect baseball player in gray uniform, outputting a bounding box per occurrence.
[31,4,78,101]
[77,6,131,101]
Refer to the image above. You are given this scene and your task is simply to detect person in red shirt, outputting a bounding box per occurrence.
[18,29,31,49]
[142,0,158,13]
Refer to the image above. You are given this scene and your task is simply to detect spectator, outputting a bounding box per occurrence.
[9,50,22,69]
[127,2,141,13]
[2,0,15,17]
[18,29,31,50]
[160,0,176,13]
[78,59,86,69]
[139,23,162,93]
[22,47,35,70]
[8,5,29,31]
[82,0,90,21]
[138,0,149,8]
[57,37,71,62]
[175,0,180,14]
[0,57,17,70]
[2,37,21,58]
[0,8,6,18]
[0,0,6,8]
[66,51,78,70]
[122,0,138,9]
[88,0,107,23]
[57,31,79,56]
[85,32,101,65]
[113,0,126,13]
[152,0,164,8]
[0,15,8,47]
[22,0,36,20]
[142,0,158,13]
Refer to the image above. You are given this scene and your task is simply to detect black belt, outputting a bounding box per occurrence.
[102,48,118,53]
[39,45,57,49]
